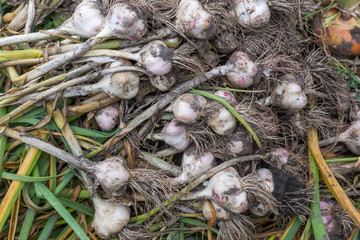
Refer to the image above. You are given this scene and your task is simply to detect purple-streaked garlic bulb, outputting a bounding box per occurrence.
[233,0,271,28]
[224,126,253,155]
[137,40,174,76]
[320,200,342,235]
[149,72,176,91]
[163,119,191,150]
[214,90,237,105]
[268,148,289,168]
[173,146,215,185]
[175,0,216,39]
[203,200,231,220]
[225,51,258,89]
[92,196,130,238]
[270,74,307,110]
[149,118,191,150]
[70,0,105,38]
[181,167,249,214]
[172,93,207,124]
[207,105,237,135]
[95,3,147,40]
[213,31,239,54]
[93,157,131,194]
[211,168,249,213]
[95,104,119,131]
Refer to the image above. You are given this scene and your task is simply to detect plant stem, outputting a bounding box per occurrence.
[308,127,360,227]
[139,151,181,176]
[309,150,330,240]
[325,157,358,163]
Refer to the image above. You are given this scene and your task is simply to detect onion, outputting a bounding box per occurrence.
[172,93,207,124]
[233,0,271,28]
[150,118,191,150]
[173,146,215,184]
[175,0,216,39]
[92,196,130,238]
[207,105,237,136]
[213,31,239,54]
[225,52,258,89]
[95,104,119,131]
[63,59,140,99]
[203,200,231,220]
[313,7,360,56]
[214,90,237,105]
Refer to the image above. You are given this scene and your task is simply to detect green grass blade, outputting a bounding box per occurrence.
[58,197,94,216]
[34,182,89,240]
[0,106,7,177]
[351,228,359,240]
[299,217,312,240]
[309,152,330,240]
[187,89,262,148]
[18,197,41,240]
[166,231,180,240]
[0,169,72,182]
[179,218,219,235]
[280,216,302,240]
[38,214,59,240]
[54,171,74,196]
[180,221,185,240]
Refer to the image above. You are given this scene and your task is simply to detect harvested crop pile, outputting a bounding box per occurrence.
[1,0,360,239]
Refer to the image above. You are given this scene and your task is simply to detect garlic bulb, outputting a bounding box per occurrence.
[175,0,216,39]
[233,0,271,28]
[92,196,130,238]
[225,52,258,89]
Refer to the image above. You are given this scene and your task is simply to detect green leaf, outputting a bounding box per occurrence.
[0,167,71,182]
[51,12,72,28]
[58,197,94,216]
[280,216,302,240]
[38,214,59,240]
[34,182,89,240]
[166,231,180,240]
[309,152,330,240]
[179,218,219,235]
